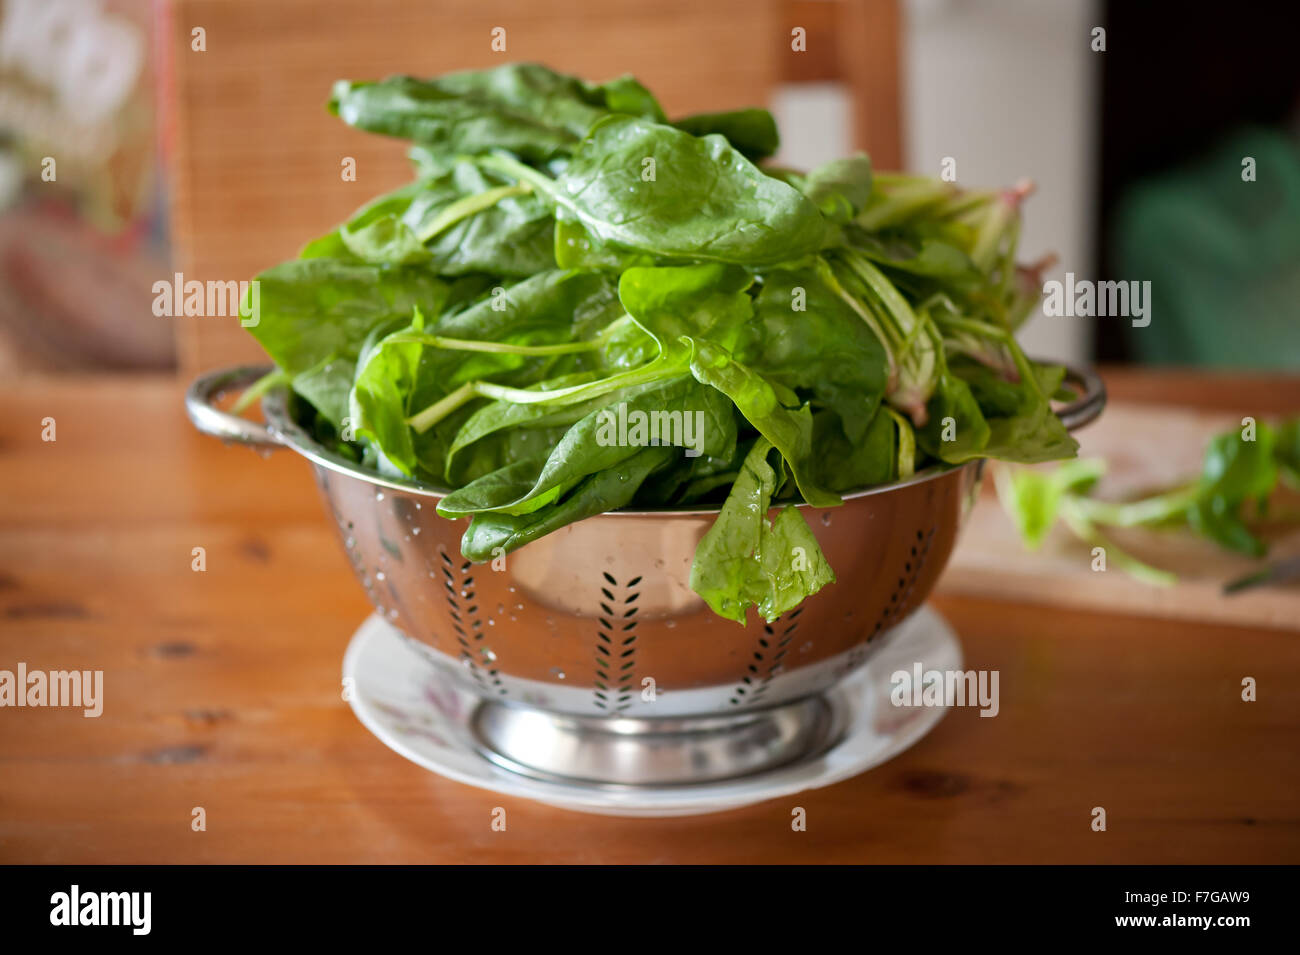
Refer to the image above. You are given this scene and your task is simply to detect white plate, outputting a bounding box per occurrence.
[343,606,961,816]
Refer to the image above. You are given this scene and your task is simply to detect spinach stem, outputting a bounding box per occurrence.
[389,312,633,357]
[836,249,939,422]
[816,257,896,376]
[414,183,531,242]
[406,382,477,433]
[969,182,1031,273]
[1068,484,1200,527]
[1059,499,1179,587]
[855,180,954,231]
[385,333,598,356]
[931,189,996,220]
[406,353,683,434]
[930,313,1045,402]
[231,368,289,415]
[476,153,560,199]
[883,408,916,479]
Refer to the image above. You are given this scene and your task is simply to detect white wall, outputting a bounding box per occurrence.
[773,0,1101,363]
[903,0,1100,362]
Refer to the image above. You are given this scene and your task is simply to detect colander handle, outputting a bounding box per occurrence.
[185,364,285,449]
[1055,362,1106,432]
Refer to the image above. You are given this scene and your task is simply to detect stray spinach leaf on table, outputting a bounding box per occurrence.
[997,417,1300,584]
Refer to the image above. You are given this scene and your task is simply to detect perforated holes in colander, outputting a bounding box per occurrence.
[871,525,937,639]
[337,515,378,603]
[729,607,803,706]
[592,572,640,713]
[441,549,505,696]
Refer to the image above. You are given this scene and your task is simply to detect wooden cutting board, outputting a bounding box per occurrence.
[940,402,1300,632]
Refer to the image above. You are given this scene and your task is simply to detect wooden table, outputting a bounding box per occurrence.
[1,370,1297,863]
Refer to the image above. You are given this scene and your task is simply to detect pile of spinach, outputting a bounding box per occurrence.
[244,63,1078,624]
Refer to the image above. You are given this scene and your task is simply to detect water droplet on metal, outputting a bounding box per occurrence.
[375,491,385,502]
[550,667,566,679]
[821,513,832,526]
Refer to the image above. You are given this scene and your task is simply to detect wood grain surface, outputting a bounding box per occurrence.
[0,370,1297,863]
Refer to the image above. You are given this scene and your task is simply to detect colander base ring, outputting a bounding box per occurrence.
[342,605,962,816]
[470,693,842,786]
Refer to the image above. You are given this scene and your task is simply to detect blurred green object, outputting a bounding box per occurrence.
[1113,128,1300,368]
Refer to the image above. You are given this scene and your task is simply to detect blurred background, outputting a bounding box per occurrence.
[1,0,1297,377]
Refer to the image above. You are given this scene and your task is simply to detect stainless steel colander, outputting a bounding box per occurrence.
[188,364,1104,786]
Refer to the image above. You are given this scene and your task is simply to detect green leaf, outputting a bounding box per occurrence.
[672,108,780,160]
[954,358,1066,418]
[618,263,754,353]
[406,164,556,276]
[1274,418,1300,487]
[459,446,676,560]
[917,373,990,463]
[541,116,831,266]
[746,266,888,442]
[245,258,451,428]
[850,232,981,284]
[686,338,840,508]
[438,375,734,517]
[1187,424,1277,556]
[690,439,835,624]
[348,319,424,474]
[800,154,873,225]
[446,370,604,467]
[996,459,1106,549]
[811,407,897,491]
[291,356,355,428]
[247,259,449,378]
[435,269,621,344]
[329,63,663,162]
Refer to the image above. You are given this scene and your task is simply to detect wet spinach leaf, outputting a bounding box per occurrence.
[672,107,780,160]
[690,438,835,623]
